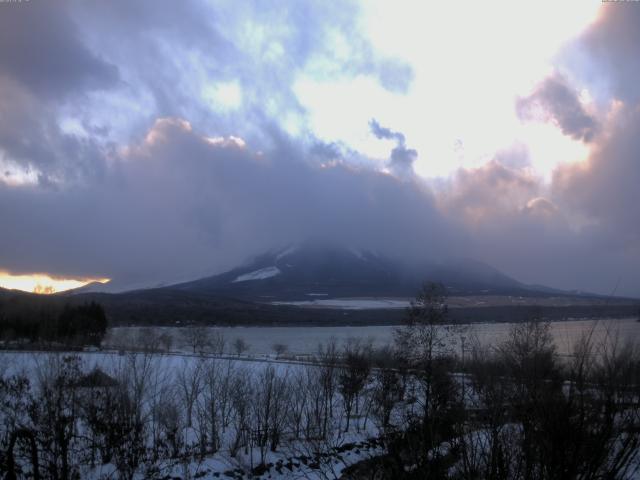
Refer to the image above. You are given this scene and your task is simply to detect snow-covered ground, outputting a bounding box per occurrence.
[0,351,386,480]
[3,316,640,479]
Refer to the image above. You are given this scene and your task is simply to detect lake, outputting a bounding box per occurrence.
[105,317,640,357]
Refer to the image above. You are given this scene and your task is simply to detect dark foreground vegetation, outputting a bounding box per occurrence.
[1,285,637,328]
[0,293,107,347]
[345,284,640,479]
[0,284,638,479]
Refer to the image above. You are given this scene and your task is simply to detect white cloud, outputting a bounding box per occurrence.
[203,81,243,111]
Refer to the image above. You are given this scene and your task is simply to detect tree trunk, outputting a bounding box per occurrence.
[5,428,40,480]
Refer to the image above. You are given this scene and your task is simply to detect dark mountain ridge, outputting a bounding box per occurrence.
[3,243,637,327]
[172,242,556,301]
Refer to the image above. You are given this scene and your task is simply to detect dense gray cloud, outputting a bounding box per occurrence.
[554,104,640,253]
[0,75,109,184]
[0,118,459,285]
[541,3,640,295]
[0,1,639,298]
[516,73,599,142]
[1,108,639,296]
[552,5,640,239]
[439,154,640,297]
[0,1,118,99]
[439,159,541,224]
[569,3,640,104]
[0,1,120,184]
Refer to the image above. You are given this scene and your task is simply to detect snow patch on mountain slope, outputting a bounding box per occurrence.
[233,266,281,283]
[275,245,298,261]
[349,248,367,261]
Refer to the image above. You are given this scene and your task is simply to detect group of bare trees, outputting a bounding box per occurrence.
[107,327,245,357]
[452,321,640,480]
[0,341,387,478]
[1,284,639,479]
[359,283,640,480]
[0,354,155,478]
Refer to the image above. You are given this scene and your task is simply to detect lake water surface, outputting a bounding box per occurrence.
[107,318,640,356]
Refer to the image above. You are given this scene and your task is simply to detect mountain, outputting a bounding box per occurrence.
[3,247,636,327]
[172,242,528,301]
[67,276,197,295]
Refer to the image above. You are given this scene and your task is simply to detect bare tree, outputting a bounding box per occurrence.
[3,428,40,480]
[31,354,84,480]
[461,343,517,479]
[391,283,463,477]
[251,366,291,465]
[286,369,308,439]
[229,368,252,457]
[218,360,236,433]
[288,403,349,480]
[302,365,326,440]
[371,346,403,434]
[136,328,161,352]
[107,352,155,480]
[272,343,288,358]
[145,357,174,461]
[457,319,640,480]
[232,337,249,357]
[157,331,173,352]
[176,358,203,429]
[154,390,184,458]
[182,327,212,354]
[316,339,339,439]
[210,330,226,355]
[338,340,371,432]
[196,358,234,455]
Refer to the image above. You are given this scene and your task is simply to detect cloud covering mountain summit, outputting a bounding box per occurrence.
[0,1,639,297]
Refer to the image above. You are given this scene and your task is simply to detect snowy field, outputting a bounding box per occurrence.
[105,317,640,357]
[2,318,640,479]
[0,352,385,479]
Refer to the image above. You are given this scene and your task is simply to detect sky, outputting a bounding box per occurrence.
[0,0,639,297]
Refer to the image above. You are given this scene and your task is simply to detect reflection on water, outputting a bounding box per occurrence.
[107,318,640,356]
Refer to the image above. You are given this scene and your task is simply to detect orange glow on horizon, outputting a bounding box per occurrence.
[0,271,110,294]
